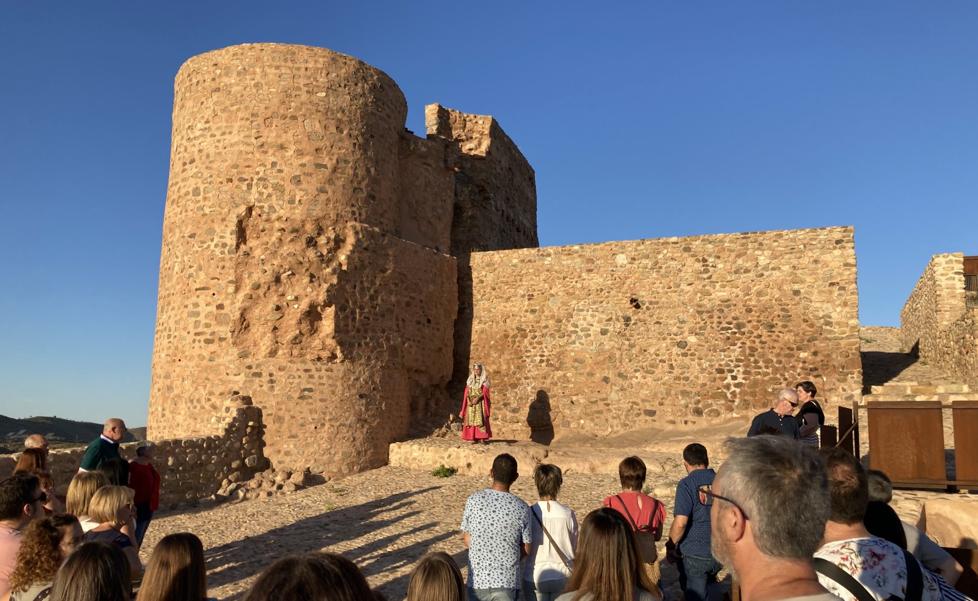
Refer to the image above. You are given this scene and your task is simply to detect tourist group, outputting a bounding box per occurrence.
[0,379,971,601]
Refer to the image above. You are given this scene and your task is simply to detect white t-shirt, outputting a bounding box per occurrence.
[79,516,100,533]
[815,537,941,601]
[524,500,579,583]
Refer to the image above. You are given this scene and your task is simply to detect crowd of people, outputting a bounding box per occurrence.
[0,396,970,601]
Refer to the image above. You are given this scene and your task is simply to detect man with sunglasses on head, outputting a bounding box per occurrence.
[708,435,839,601]
[0,473,45,598]
[747,388,801,439]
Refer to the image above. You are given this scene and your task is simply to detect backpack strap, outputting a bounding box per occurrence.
[903,549,923,601]
[531,505,573,570]
[615,494,641,531]
[813,557,879,601]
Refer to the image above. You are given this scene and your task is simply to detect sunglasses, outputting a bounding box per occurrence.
[698,484,750,519]
[32,491,48,504]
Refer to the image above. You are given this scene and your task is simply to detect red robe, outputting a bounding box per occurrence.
[460,384,492,441]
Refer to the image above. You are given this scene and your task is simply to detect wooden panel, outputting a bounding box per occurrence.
[838,406,855,456]
[964,256,978,276]
[953,401,978,485]
[821,424,838,449]
[868,401,945,487]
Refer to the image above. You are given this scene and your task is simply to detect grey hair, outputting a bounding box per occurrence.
[777,388,799,406]
[717,436,829,559]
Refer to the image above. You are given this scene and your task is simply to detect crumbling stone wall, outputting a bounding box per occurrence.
[150,44,458,475]
[901,253,978,387]
[465,227,862,440]
[0,396,265,508]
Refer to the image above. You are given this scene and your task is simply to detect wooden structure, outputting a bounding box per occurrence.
[863,400,978,489]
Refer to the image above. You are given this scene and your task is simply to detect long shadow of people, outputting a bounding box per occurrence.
[527,389,555,445]
[204,486,447,595]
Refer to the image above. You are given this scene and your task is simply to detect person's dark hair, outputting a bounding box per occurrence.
[796,381,817,397]
[9,514,80,592]
[14,448,48,474]
[719,436,830,559]
[491,454,518,486]
[243,552,374,601]
[136,533,207,601]
[618,456,646,491]
[534,464,563,499]
[864,501,907,549]
[866,469,893,504]
[50,541,131,601]
[0,472,40,521]
[406,551,465,601]
[821,447,868,524]
[566,508,658,601]
[682,444,709,467]
[99,457,130,487]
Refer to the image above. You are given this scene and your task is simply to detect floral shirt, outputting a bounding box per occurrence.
[815,537,941,601]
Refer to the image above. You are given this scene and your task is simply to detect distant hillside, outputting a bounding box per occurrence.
[0,415,143,449]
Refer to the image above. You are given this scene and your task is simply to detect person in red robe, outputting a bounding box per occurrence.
[460,363,492,443]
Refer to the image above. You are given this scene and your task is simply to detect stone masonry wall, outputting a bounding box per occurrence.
[0,396,266,509]
[465,226,861,440]
[149,44,458,475]
[901,253,978,387]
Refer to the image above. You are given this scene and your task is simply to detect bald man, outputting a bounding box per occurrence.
[23,434,48,455]
[79,418,127,472]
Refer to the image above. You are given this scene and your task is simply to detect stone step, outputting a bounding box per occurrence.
[870,383,972,395]
[863,393,977,403]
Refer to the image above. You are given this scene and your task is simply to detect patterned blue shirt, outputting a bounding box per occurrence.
[461,488,532,590]
[674,468,716,558]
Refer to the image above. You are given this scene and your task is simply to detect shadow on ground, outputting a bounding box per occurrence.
[204,486,460,600]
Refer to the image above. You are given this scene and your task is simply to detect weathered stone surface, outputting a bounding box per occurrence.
[462,227,862,440]
[901,253,978,389]
[918,498,978,549]
[0,398,266,508]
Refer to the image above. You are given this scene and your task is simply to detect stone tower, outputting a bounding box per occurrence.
[149,44,538,474]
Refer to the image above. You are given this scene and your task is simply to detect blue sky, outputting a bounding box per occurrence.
[1,2,976,426]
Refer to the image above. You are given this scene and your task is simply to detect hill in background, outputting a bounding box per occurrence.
[0,415,144,452]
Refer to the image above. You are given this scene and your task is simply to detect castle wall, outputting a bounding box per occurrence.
[0,396,266,508]
[150,44,458,474]
[901,253,978,387]
[464,226,862,440]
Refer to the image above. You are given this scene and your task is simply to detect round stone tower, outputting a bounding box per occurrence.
[149,44,458,474]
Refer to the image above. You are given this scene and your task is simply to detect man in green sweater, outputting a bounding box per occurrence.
[79,418,127,472]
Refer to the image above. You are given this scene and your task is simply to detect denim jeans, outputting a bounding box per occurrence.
[469,588,519,601]
[134,502,153,547]
[522,578,566,601]
[678,554,722,601]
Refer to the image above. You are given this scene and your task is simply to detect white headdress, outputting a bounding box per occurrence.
[466,363,490,390]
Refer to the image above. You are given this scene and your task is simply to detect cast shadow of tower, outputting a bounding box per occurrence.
[527,389,555,445]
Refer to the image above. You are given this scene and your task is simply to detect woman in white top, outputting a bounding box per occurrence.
[523,464,578,601]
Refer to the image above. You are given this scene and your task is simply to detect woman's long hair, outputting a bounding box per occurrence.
[50,541,131,601]
[9,514,80,592]
[136,533,207,601]
[13,448,48,474]
[243,552,374,601]
[406,552,465,601]
[565,508,659,601]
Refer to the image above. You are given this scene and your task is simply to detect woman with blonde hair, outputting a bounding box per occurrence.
[49,541,131,601]
[406,552,465,601]
[556,508,660,601]
[137,533,214,601]
[83,485,142,578]
[7,515,82,601]
[66,471,109,532]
